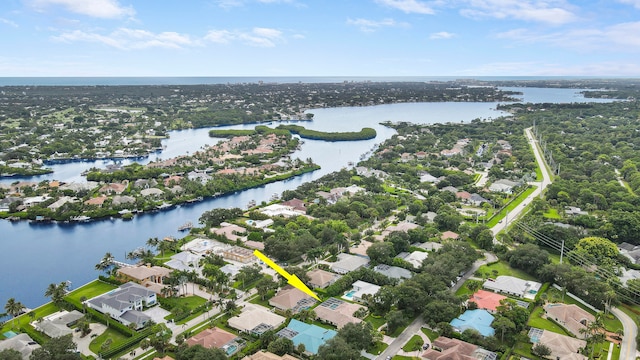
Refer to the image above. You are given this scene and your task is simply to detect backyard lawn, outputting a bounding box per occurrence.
[0,302,60,337]
[527,306,570,336]
[476,260,537,281]
[65,280,117,303]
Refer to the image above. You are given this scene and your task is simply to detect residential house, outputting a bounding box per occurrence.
[47,196,78,210]
[395,251,429,269]
[0,333,40,359]
[307,269,341,289]
[269,285,317,313]
[441,231,459,240]
[419,172,440,184]
[488,179,520,194]
[330,253,369,275]
[544,303,595,338]
[34,310,84,338]
[565,206,588,216]
[456,191,472,202]
[84,195,108,207]
[134,179,158,189]
[228,304,286,335]
[281,198,307,213]
[212,223,247,242]
[276,319,337,355]
[343,280,380,303]
[423,336,496,360]
[529,329,587,360]
[373,264,412,281]
[165,251,201,272]
[99,183,127,195]
[187,171,212,184]
[22,195,50,208]
[450,309,495,337]
[483,276,542,300]
[221,246,254,264]
[0,197,21,212]
[112,195,135,206]
[440,186,458,193]
[314,298,366,329]
[140,188,164,197]
[186,327,241,356]
[381,222,420,237]
[117,265,171,290]
[349,240,373,257]
[469,193,490,206]
[181,237,228,256]
[468,290,507,313]
[85,282,156,329]
[618,242,640,264]
[416,242,443,252]
[241,350,298,360]
[163,175,182,186]
[260,204,303,218]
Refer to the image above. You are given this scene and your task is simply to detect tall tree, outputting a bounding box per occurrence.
[29,334,79,360]
[4,298,25,330]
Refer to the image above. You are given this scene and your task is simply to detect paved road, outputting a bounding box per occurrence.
[491,127,552,236]
[610,307,638,360]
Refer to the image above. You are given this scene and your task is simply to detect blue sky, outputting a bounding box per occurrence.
[1,0,639,76]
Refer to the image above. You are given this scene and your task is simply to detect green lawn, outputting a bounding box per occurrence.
[89,327,130,354]
[475,261,537,281]
[368,340,389,355]
[421,327,439,341]
[527,306,570,335]
[486,186,537,228]
[542,208,562,219]
[545,288,622,332]
[365,314,387,331]
[66,280,117,303]
[402,335,424,352]
[0,302,60,337]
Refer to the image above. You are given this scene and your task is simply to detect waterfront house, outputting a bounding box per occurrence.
[85,282,155,329]
[84,195,108,207]
[165,252,201,272]
[99,183,127,195]
[117,265,171,289]
[140,188,164,197]
[212,223,247,242]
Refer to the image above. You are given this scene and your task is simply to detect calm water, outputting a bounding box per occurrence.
[0,87,615,308]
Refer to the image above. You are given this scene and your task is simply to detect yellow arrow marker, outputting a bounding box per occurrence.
[254,249,320,301]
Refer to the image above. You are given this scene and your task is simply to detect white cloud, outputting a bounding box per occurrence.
[346,18,408,32]
[496,22,640,51]
[52,28,199,49]
[430,31,455,39]
[204,27,285,47]
[29,0,135,19]
[618,0,640,9]
[374,0,435,14]
[0,18,18,27]
[460,0,576,25]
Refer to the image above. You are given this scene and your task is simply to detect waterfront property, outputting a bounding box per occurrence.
[85,282,156,329]
[0,333,40,359]
[33,310,84,338]
[116,265,171,294]
[276,319,337,355]
[450,309,495,337]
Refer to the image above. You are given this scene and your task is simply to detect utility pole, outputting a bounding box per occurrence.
[560,239,565,264]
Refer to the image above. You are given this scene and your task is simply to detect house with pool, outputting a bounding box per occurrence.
[343,280,380,303]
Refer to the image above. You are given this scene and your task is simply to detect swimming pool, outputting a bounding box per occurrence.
[343,290,356,300]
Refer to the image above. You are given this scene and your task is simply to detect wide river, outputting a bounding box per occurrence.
[0,88,615,308]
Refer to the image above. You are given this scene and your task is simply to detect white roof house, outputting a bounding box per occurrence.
[181,237,228,256]
[259,204,303,218]
[34,310,84,338]
[483,276,542,300]
[165,251,201,272]
[85,282,156,329]
[396,251,429,269]
[344,280,381,303]
[330,253,369,275]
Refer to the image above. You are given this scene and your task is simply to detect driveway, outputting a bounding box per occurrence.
[75,322,107,357]
[143,306,171,325]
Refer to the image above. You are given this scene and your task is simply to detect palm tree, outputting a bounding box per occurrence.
[45,282,69,306]
[4,298,25,330]
[95,252,115,274]
[146,237,160,250]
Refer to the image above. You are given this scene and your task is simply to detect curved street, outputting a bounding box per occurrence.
[610,307,638,359]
